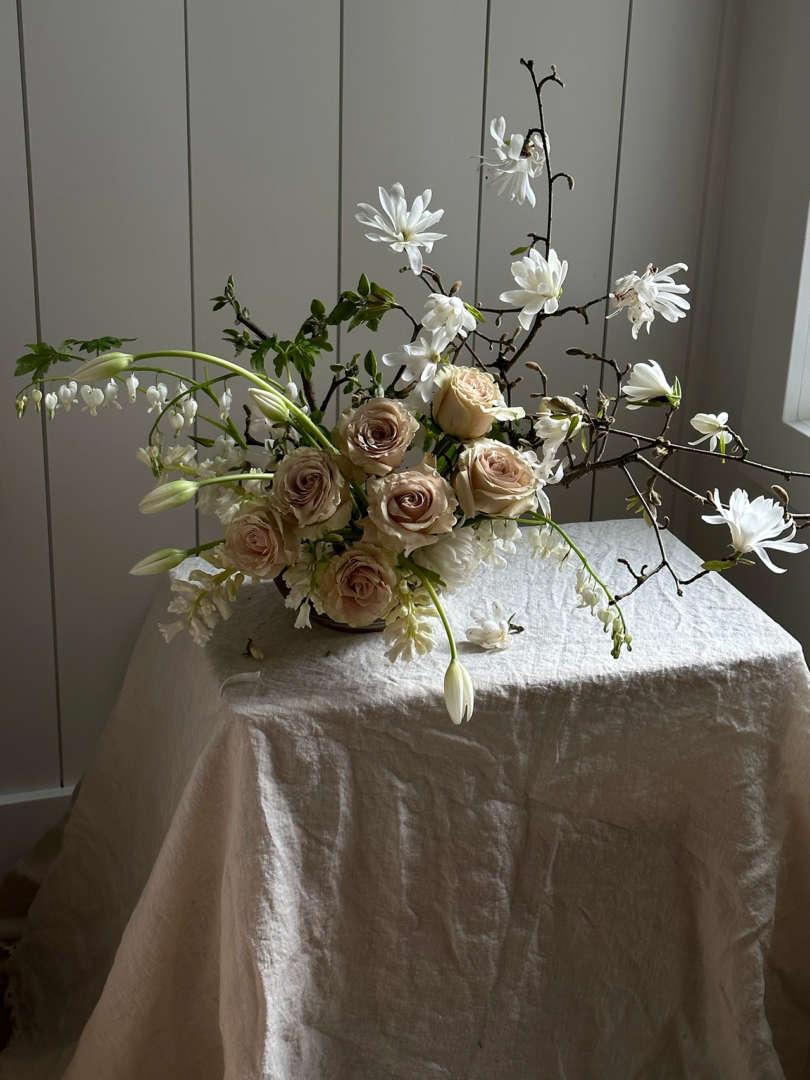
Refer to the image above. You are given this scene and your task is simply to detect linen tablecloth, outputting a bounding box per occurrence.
[3,519,810,1080]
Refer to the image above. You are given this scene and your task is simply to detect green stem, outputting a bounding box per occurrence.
[197,472,275,488]
[186,539,224,556]
[406,559,458,660]
[516,514,627,633]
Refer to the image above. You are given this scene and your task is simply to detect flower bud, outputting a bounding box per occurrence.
[138,479,199,514]
[15,395,28,418]
[285,380,300,402]
[249,387,290,424]
[129,548,188,575]
[444,658,475,725]
[70,352,133,383]
[32,388,43,411]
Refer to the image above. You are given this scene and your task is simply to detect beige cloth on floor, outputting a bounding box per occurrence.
[3,519,810,1080]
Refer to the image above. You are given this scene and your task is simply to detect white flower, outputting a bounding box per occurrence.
[249,387,290,424]
[466,601,513,651]
[219,387,233,421]
[690,412,731,453]
[608,263,690,339]
[622,360,681,410]
[476,518,521,569]
[444,658,474,724]
[80,385,105,416]
[285,381,299,403]
[31,389,42,411]
[182,395,198,424]
[169,408,184,434]
[413,526,482,594]
[44,392,58,419]
[125,373,139,403]
[499,248,568,331]
[162,444,197,470]
[421,294,477,343]
[146,382,168,414]
[104,379,121,409]
[160,565,244,647]
[482,117,546,207]
[533,398,582,452]
[522,524,570,567]
[57,381,78,412]
[15,395,27,418]
[382,331,448,404]
[355,183,446,275]
[384,580,437,662]
[136,444,162,472]
[702,489,807,573]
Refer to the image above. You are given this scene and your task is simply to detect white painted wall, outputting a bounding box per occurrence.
[1,0,738,873]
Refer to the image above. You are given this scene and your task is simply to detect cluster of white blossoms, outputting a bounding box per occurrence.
[14,74,809,728]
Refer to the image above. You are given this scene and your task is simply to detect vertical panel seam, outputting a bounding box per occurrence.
[589,0,634,521]
[16,0,65,786]
[183,0,200,547]
[473,0,493,309]
[334,0,345,425]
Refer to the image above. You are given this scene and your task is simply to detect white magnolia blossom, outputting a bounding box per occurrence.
[702,489,808,573]
[382,331,448,404]
[533,398,582,452]
[466,600,513,651]
[608,263,690,339]
[356,183,446,275]
[500,248,568,331]
[44,392,58,419]
[413,526,483,594]
[622,360,681,410]
[690,412,731,453]
[146,382,168,414]
[125,372,139,403]
[482,117,547,207]
[421,294,476,343]
[80,385,105,416]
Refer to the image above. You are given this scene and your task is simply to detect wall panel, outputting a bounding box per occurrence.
[592,0,727,531]
[23,0,195,783]
[476,0,631,524]
[0,0,60,794]
[339,0,490,418]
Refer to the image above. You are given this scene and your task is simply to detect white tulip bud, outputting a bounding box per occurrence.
[444,658,475,725]
[129,547,188,575]
[249,387,290,423]
[70,351,133,383]
[139,479,199,514]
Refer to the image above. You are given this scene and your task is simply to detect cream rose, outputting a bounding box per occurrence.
[432,365,524,439]
[272,446,350,534]
[363,461,457,554]
[223,509,295,580]
[337,398,419,477]
[318,543,398,627]
[454,439,538,519]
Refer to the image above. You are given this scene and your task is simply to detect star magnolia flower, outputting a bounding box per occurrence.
[482,117,547,208]
[690,412,731,453]
[499,248,568,331]
[382,330,448,403]
[355,183,446,275]
[466,600,514,651]
[703,489,807,573]
[421,294,476,342]
[622,360,681,410]
[608,263,690,339]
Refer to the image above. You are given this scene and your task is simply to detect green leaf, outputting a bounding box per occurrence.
[250,338,273,375]
[510,245,530,255]
[358,273,370,297]
[464,303,485,324]
[76,335,136,355]
[310,298,325,319]
[701,558,737,572]
[363,350,377,379]
[189,435,216,448]
[326,300,357,325]
[13,340,78,380]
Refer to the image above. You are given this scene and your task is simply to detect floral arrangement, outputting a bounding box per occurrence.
[12,59,810,724]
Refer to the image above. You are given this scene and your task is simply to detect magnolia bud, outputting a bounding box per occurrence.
[129,548,188,575]
[249,387,290,424]
[444,659,475,725]
[70,352,133,383]
[772,485,789,506]
[139,479,199,514]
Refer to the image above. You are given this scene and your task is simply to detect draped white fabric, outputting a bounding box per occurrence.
[3,519,810,1080]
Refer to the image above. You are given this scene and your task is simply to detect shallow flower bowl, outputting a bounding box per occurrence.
[273,577,385,633]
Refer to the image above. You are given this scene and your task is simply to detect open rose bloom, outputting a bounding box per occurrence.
[16,57,808,724]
